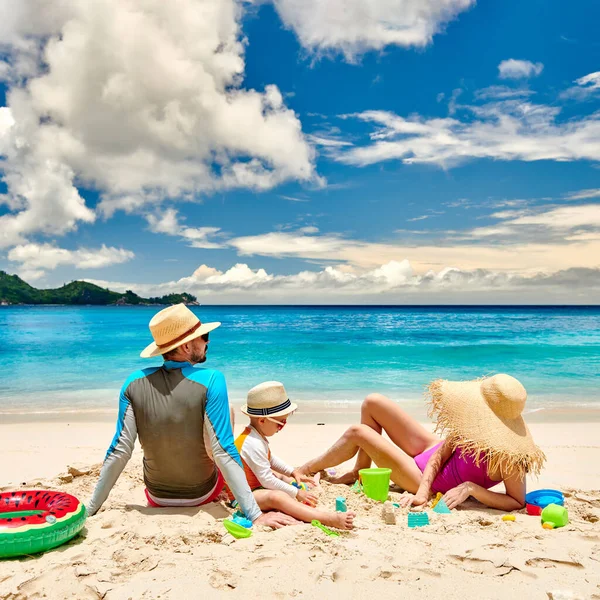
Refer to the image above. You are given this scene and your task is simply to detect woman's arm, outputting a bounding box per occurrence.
[443,469,526,511]
[416,441,453,499]
[401,440,452,507]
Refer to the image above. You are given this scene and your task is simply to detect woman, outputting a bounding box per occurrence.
[297,374,546,510]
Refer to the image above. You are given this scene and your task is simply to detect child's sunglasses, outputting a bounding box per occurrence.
[266,416,287,428]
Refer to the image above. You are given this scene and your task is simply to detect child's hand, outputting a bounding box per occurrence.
[297,489,318,507]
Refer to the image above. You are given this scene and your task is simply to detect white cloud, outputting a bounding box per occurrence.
[269,0,476,59]
[463,204,600,244]
[575,71,600,91]
[473,85,535,100]
[229,230,353,257]
[561,71,600,100]
[8,243,134,275]
[146,208,223,249]
[564,188,600,201]
[0,0,316,247]
[335,99,600,168]
[307,135,353,147]
[498,59,543,80]
[85,258,600,304]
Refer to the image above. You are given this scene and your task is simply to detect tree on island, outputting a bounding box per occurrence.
[0,271,198,306]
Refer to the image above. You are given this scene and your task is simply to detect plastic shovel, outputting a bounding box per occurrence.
[223,519,252,539]
[311,519,340,537]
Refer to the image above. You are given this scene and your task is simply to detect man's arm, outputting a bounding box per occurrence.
[87,388,137,516]
[204,370,263,521]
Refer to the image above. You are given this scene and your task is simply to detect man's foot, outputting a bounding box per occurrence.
[321,511,356,530]
[326,469,359,486]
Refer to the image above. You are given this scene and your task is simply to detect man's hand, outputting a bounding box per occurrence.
[442,482,473,509]
[291,469,317,487]
[254,511,299,529]
[296,489,318,507]
[399,492,428,508]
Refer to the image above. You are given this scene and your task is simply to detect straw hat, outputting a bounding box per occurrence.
[241,381,298,418]
[140,304,220,358]
[427,374,546,477]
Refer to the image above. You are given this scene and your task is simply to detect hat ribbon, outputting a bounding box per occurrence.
[157,321,202,349]
[247,399,292,416]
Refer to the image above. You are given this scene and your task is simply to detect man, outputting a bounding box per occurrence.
[87,303,295,529]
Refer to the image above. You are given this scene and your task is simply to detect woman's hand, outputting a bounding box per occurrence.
[442,482,473,509]
[399,492,429,508]
[292,469,317,487]
[296,489,318,507]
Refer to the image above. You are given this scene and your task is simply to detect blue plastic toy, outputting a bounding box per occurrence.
[433,499,451,514]
[408,512,430,528]
[291,480,308,491]
[335,497,347,512]
[525,489,564,515]
[232,510,253,529]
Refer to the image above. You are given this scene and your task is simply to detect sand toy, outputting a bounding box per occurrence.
[431,492,443,509]
[311,520,340,537]
[358,468,391,502]
[433,499,451,514]
[541,504,568,529]
[502,515,516,522]
[232,511,253,528]
[525,489,564,516]
[335,497,347,512]
[408,512,430,528]
[223,519,253,539]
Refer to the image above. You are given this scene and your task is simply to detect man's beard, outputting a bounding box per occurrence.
[191,350,207,364]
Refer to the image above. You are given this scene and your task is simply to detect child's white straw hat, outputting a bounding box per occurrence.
[241,381,297,418]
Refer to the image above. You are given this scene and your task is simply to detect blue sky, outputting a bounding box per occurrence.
[0,0,598,303]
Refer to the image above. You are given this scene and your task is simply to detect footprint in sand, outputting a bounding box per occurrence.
[209,568,238,590]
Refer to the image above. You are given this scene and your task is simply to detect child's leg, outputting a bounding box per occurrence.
[253,490,355,530]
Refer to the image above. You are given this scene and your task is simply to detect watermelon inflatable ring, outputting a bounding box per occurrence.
[0,490,87,558]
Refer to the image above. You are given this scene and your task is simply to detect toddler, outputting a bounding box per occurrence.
[231,381,355,530]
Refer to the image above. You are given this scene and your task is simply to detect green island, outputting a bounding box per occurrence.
[0,271,197,306]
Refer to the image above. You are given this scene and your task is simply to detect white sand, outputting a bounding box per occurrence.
[1,418,599,599]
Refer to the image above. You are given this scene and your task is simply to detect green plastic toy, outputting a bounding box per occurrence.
[311,519,340,537]
[358,468,391,502]
[223,519,253,539]
[541,503,568,529]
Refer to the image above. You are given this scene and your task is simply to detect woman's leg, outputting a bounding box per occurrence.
[359,393,439,456]
[349,393,439,477]
[253,490,355,530]
[298,424,424,492]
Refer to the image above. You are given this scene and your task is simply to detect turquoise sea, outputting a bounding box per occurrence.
[0,306,599,416]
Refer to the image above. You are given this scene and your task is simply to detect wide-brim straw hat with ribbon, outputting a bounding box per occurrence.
[140,304,221,358]
[427,373,546,478]
[241,381,298,418]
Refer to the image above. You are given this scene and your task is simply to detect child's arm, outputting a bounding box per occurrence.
[270,454,294,477]
[242,438,299,499]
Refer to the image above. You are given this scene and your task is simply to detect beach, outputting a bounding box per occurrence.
[1,414,599,599]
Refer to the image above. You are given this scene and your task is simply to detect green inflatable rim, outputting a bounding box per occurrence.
[0,503,87,558]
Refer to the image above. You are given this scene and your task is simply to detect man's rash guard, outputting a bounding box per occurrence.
[87,361,261,521]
